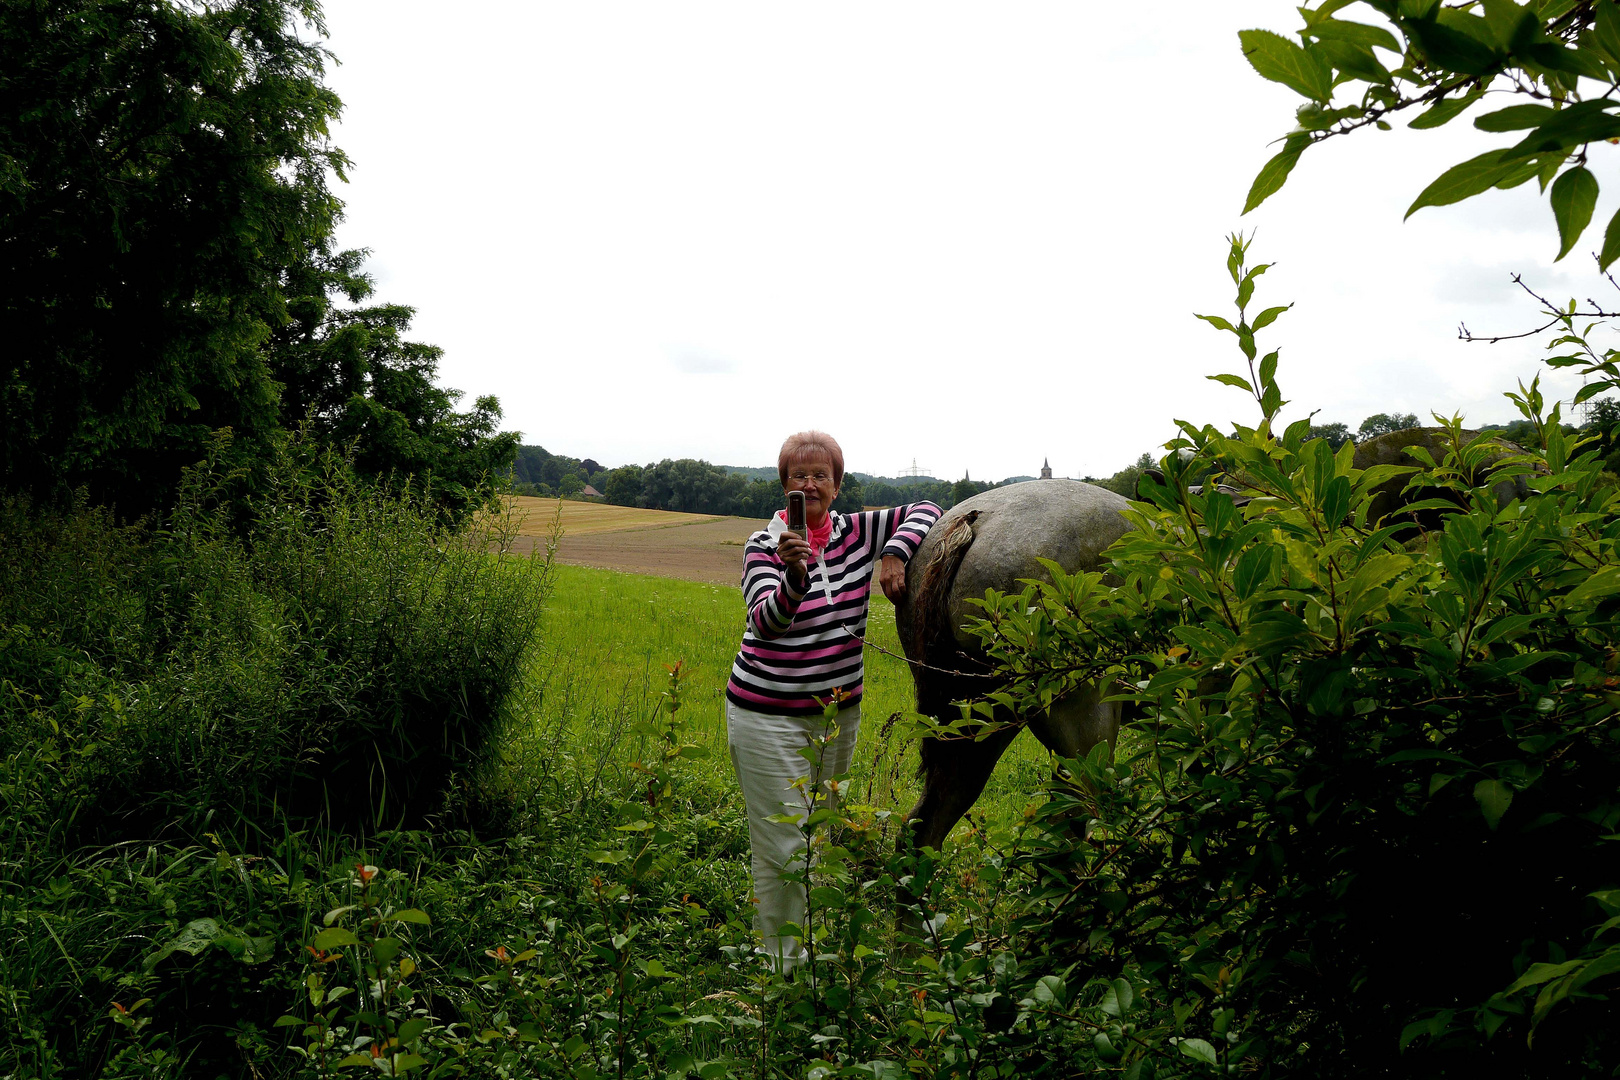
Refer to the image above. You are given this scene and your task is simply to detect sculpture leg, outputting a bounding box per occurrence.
[1025,681,1120,762]
[896,718,1021,934]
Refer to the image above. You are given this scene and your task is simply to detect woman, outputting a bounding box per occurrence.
[725,430,942,970]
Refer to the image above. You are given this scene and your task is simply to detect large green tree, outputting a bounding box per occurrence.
[0,0,516,517]
[1,0,344,511]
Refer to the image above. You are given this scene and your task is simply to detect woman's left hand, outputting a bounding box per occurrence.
[879,554,907,602]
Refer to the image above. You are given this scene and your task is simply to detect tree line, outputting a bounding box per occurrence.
[510,446,1010,517]
[515,400,1620,522]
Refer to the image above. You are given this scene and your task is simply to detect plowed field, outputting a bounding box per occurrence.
[507,497,761,586]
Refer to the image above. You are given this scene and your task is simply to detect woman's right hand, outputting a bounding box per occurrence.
[778,531,810,584]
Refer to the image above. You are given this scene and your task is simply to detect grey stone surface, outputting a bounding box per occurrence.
[1353,428,1533,524]
[898,479,1133,650]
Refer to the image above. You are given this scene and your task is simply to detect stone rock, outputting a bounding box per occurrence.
[897,479,1132,652]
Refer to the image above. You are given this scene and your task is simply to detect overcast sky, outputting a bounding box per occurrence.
[316,1,1618,482]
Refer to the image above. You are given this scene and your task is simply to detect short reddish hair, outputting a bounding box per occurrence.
[778,431,844,486]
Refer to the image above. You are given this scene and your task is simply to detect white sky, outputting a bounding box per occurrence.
[317,1,1618,482]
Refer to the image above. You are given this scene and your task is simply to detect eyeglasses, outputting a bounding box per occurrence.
[787,471,833,484]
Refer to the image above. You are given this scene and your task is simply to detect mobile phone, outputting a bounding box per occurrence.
[787,490,806,532]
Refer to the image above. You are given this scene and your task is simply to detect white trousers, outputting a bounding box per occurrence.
[725,700,861,970]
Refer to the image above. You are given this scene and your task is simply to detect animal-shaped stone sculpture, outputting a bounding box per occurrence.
[894,480,1132,854]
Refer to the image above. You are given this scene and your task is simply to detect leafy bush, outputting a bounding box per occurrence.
[0,441,553,838]
[964,236,1620,1076]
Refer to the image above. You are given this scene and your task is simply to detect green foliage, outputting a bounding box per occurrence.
[1091,453,1159,498]
[273,251,521,524]
[1308,420,1351,449]
[1357,410,1421,441]
[0,0,340,511]
[960,238,1620,1074]
[1243,0,1620,267]
[0,1,517,518]
[0,439,554,839]
[513,445,606,493]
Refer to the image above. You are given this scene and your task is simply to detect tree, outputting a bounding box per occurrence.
[832,475,865,513]
[1308,421,1352,449]
[271,251,518,520]
[950,473,990,506]
[1095,452,1156,497]
[602,465,645,507]
[1,0,343,512]
[0,1,516,518]
[1243,1,1620,268]
[1356,411,1420,441]
[1582,395,1620,471]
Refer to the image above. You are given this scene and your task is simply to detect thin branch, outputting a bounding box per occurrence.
[1458,318,1565,344]
[1459,272,1620,343]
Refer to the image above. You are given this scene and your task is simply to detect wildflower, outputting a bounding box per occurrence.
[486,945,511,963]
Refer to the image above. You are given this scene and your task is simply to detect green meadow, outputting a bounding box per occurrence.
[522,563,1059,835]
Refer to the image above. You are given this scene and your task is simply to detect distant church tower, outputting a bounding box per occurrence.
[1040,458,1053,480]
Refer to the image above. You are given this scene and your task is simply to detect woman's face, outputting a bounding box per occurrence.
[782,456,838,527]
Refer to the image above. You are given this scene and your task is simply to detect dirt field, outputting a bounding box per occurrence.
[507,497,761,586]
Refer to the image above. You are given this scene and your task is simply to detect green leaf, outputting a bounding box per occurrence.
[1406,149,1514,218]
[1032,974,1067,1005]
[1474,778,1514,830]
[1307,18,1400,52]
[1474,103,1557,133]
[1179,1038,1220,1065]
[1599,206,1620,271]
[1244,133,1311,213]
[274,1015,304,1028]
[1505,959,1583,996]
[1258,349,1280,388]
[397,1018,431,1044]
[1550,166,1598,260]
[1479,0,1538,49]
[1598,0,1620,65]
[1314,39,1393,83]
[1195,313,1238,333]
[1251,303,1292,331]
[382,908,431,925]
[1566,565,1620,604]
[1208,374,1255,392]
[1409,86,1485,129]
[1239,29,1333,101]
[1504,102,1620,161]
[143,919,225,971]
[1522,41,1613,79]
[393,1053,428,1075]
[1408,11,1503,75]
[323,905,358,927]
[312,926,361,950]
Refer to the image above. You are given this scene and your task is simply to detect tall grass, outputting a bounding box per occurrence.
[0,445,554,841]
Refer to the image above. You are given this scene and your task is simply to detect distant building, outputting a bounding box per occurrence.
[580,484,603,498]
[1040,458,1053,479]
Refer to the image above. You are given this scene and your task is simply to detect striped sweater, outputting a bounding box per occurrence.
[726,502,943,716]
